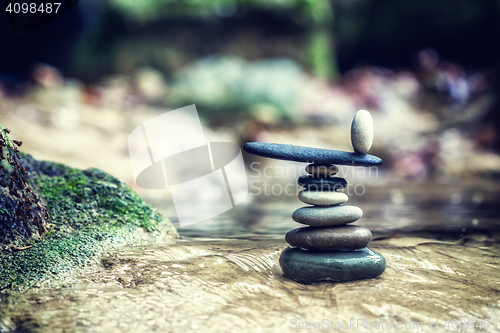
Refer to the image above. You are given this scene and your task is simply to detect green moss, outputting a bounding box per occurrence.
[0,155,178,292]
[0,226,149,291]
[31,168,163,232]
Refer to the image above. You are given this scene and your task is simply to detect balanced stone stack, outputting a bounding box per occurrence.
[244,110,386,283]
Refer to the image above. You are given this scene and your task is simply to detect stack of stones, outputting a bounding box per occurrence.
[244,110,386,283]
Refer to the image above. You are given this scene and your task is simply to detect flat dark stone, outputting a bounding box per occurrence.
[243,142,382,166]
[279,247,386,283]
[298,176,347,191]
[285,225,372,250]
[292,205,363,227]
[305,164,339,177]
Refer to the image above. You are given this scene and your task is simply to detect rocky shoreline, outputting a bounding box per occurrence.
[0,154,177,292]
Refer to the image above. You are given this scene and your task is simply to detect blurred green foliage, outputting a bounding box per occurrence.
[169,56,303,121]
[72,0,498,86]
[110,0,313,22]
[109,0,338,80]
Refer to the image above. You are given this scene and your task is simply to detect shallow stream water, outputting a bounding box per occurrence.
[1,182,500,332]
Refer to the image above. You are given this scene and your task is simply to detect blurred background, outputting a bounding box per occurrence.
[1,0,499,233]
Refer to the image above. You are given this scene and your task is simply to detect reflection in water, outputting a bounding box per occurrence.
[173,183,500,238]
[1,183,500,332]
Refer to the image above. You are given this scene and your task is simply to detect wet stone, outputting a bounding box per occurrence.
[243,142,382,166]
[292,205,363,227]
[298,190,348,206]
[285,225,372,250]
[279,247,386,282]
[298,176,347,191]
[305,164,339,177]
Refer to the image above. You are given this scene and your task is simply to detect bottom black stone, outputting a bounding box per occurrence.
[279,247,386,283]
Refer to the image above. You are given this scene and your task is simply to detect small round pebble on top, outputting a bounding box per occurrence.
[351,110,374,154]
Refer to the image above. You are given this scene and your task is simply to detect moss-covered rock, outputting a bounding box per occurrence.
[0,154,178,292]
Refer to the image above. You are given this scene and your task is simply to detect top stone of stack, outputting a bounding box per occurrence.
[243,110,380,166]
[351,110,374,154]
